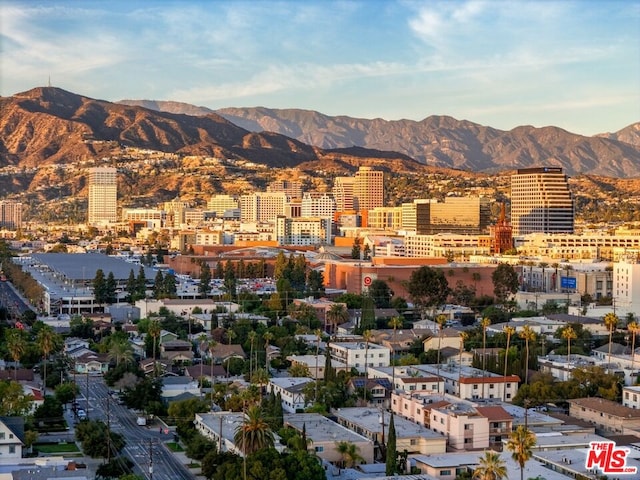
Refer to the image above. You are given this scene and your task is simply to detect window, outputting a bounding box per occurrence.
[440,470,451,475]
[490,384,495,389]
[473,384,478,390]
[0,433,4,440]
[440,418,444,424]
[315,446,324,452]
[410,439,416,445]
[8,446,14,454]
[464,424,473,430]
[507,383,511,388]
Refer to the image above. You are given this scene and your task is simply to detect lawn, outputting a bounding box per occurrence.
[35,442,81,454]
[165,442,184,452]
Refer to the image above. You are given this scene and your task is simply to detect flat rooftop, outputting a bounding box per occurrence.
[284,413,369,444]
[334,407,443,439]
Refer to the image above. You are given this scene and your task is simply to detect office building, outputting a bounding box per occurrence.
[239,192,288,222]
[275,216,330,246]
[207,194,239,216]
[353,166,384,211]
[510,167,574,236]
[414,197,490,235]
[267,179,303,199]
[333,176,355,211]
[0,201,22,230]
[301,192,336,220]
[87,167,117,224]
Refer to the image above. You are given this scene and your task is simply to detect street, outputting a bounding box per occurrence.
[74,375,197,480]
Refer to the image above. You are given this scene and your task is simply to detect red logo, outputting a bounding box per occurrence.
[586,441,637,475]
[363,276,373,286]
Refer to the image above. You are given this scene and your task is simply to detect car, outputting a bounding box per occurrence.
[77,409,87,420]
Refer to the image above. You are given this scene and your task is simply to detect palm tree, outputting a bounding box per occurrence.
[473,450,507,480]
[502,325,516,402]
[208,339,218,404]
[263,332,273,372]
[603,312,619,373]
[388,316,403,389]
[561,326,577,364]
[538,262,549,292]
[335,441,364,469]
[519,325,536,385]
[234,405,274,455]
[314,328,322,401]
[458,331,468,384]
[108,338,134,366]
[148,319,161,360]
[506,425,536,480]
[6,329,27,381]
[435,314,447,396]
[37,324,61,395]
[362,329,373,379]
[628,320,639,382]
[248,331,257,380]
[326,303,348,334]
[198,334,208,398]
[480,317,491,397]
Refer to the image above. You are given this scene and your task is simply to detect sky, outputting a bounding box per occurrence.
[1,0,639,136]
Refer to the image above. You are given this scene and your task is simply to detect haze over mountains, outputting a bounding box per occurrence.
[121,99,640,178]
[0,87,638,178]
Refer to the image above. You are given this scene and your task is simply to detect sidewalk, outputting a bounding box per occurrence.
[171,451,207,480]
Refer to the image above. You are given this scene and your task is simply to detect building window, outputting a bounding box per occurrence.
[440,470,452,475]
[490,384,495,389]
[8,446,15,454]
[464,424,473,430]
[410,439,416,445]
[507,383,511,388]
[473,384,478,390]
[315,446,324,452]
[0,433,4,439]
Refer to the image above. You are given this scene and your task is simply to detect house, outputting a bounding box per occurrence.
[267,377,313,413]
[346,377,392,407]
[370,328,423,354]
[74,352,110,375]
[284,412,374,465]
[161,376,200,400]
[64,337,90,353]
[334,407,446,459]
[0,416,25,459]
[160,340,194,363]
[568,397,640,434]
[286,355,348,379]
[139,358,171,376]
[208,344,246,364]
[422,328,463,352]
[184,364,227,383]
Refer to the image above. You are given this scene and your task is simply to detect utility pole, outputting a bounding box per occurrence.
[148,439,154,480]
[106,395,111,464]
[85,369,90,420]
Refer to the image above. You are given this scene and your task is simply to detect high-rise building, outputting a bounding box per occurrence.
[333,177,355,211]
[301,192,336,220]
[510,167,574,236]
[267,180,303,200]
[0,201,22,230]
[403,198,489,235]
[207,195,239,216]
[239,192,288,223]
[88,167,117,224]
[353,166,384,211]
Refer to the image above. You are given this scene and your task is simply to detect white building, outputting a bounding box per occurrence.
[329,341,391,373]
[88,166,118,224]
[613,256,640,312]
[275,216,331,246]
[207,194,239,216]
[239,192,288,223]
[622,385,640,409]
[301,192,335,221]
[267,377,313,413]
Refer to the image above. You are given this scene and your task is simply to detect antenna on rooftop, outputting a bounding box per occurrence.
[48,75,51,87]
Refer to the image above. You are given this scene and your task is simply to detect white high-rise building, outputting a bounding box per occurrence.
[207,195,239,216]
[510,167,574,236]
[301,192,336,219]
[239,192,288,223]
[614,256,640,311]
[88,167,117,224]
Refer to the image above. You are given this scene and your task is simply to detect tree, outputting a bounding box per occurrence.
[561,326,577,363]
[37,324,61,395]
[263,332,274,371]
[492,263,519,305]
[506,425,536,480]
[351,237,362,259]
[359,294,376,332]
[93,269,107,305]
[233,405,274,455]
[473,450,507,480]
[435,314,447,395]
[153,270,165,299]
[108,338,134,366]
[135,266,147,301]
[125,269,137,303]
[335,441,364,469]
[603,312,619,372]
[76,419,125,458]
[105,271,117,304]
[368,279,392,308]
[628,320,639,380]
[305,270,325,299]
[148,319,161,363]
[502,325,516,401]
[519,325,536,385]
[6,329,27,380]
[406,266,450,319]
[385,413,397,475]
[0,380,34,416]
[362,329,374,379]
[200,262,212,298]
[326,303,348,334]
[223,260,237,298]
[55,382,79,406]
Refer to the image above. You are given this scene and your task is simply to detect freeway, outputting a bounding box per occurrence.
[75,375,197,480]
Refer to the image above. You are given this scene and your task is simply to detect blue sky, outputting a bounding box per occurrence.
[1,0,638,135]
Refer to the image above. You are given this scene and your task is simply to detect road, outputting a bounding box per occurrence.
[74,375,197,480]
[0,280,34,319]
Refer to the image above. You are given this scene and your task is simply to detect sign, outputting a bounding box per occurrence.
[586,441,637,475]
[560,276,577,289]
[362,273,377,291]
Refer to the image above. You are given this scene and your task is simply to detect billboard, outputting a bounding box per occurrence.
[362,273,377,291]
[560,276,577,289]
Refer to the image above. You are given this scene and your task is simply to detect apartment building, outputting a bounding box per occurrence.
[0,200,22,230]
[568,397,640,434]
[275,216,330,246]
[328,341,391,373]
[267,377,313,413]
[622,386,640,409]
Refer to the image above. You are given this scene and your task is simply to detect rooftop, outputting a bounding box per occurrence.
[284,413,370,444]
[569,397,640,418]
[334,408,443,439]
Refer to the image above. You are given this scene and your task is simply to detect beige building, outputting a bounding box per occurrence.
[207,194,239,216]
[404,233,492,258]
[510,167,574,236]
[275,216,331,246]
[0,200,22,230]
[568,397,640,434]
[367,206,403,230]
[88,166,118,224]
[353,166,384,212]
[239,192,288,222]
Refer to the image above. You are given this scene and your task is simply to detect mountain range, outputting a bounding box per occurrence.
[0,87,638,178]
[121,99,640,178]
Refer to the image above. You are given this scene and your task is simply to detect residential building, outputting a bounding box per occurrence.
[239,192,288,222]
[301,192,335,220]
[334,407,447,458]
[510,167,574,236]
[286,354,348,379]
[0,417,25,459]
[87,166,118,224]
[404,233,492,258]
[267,377,313,413]
[367,206,403,230]
[284,413,374,465]
[430,403,490,450]
[0,200,22,230]
[267,179,303,199]
[622,386,640,409]
[328,341,391,373]
[568,397,640,434]
[275,216,330,246]
[613,256,640,311]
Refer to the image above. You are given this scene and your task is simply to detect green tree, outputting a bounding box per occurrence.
[54,382,79,406]
[93,269,107,305]
[76,419,125,458]
[506,425,536,480]
[135,266,147,301]
[305,270,325,299]
[223,260,237,298]
[561,325,578,363]
[125,269,137,303]
[473,450,507,480]
[6,329,27,380]
[200,262,212,298]
[603,312,619,372]
[351,237,362,259]
[326,303,348,334]
[153,270,165,298]
[234,405,274,455]
[37,324,61,395]
[0,380,34,416]
[108,338,135,366]
[406,266,450,319]
[519,325,536,385]
[385,413,397,475]
[359,294,376,332]
[492,263,519,305]
[148,319,161,362]
[336,440,364,469]
[105,271,117,304]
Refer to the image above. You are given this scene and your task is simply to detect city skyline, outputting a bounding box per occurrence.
[1,1,639,136]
